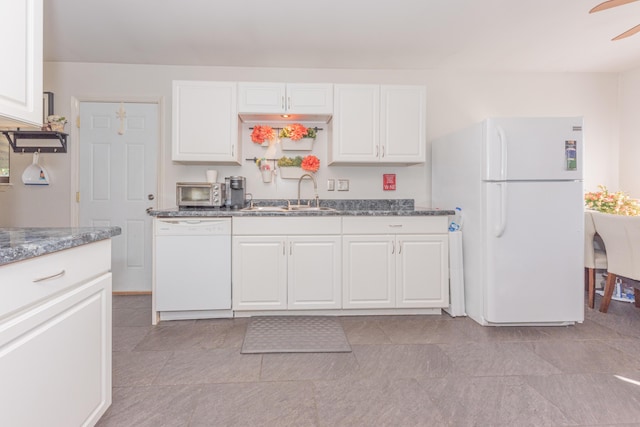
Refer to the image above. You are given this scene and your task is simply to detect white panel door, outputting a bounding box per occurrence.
[172,81,239,162]
[342,235,395,308]
[232,236,287,310]
[0,0,42,127]
[288,236,341,309]
[330,84,379,164]
[79,102,158,292]
[238,82,286,113]
[286,83,333,114]
[380,85,426,164]
[0,274,112,427]
[484,117,583,181]
[396,235,449,308]
[484,181,584,323]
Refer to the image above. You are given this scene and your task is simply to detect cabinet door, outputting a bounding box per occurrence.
[0,0,43,127]
[329,84,379,164]
[0,273,112,427]
[232,236,287,310]
[342,235,395,308]
[286,84,333,114]
[380,85,426,164]
[396,235,449,308]
[288,236,341,309]
[172,81,239,163]
[238,82,286,113]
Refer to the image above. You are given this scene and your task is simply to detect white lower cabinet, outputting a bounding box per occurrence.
[342,217,449,309]
[232,217,342,311]
[0,240,113,427]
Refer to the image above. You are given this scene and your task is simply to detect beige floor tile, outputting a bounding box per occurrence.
[112,308,153,327]
[260,352,359,381]
[439,341,561,376]
[377,316,472,344]
[419,375,574,426]
[112,326,152,352]
[153,348,261,385]
[339,317,391,345]
[96,384,200,427]
[134,322,230,351]
[112,350,172,387]
[525,373,640,425]
[112,294,151,309]
[191,382,317,427]
[533,340,640,373]
[351,344,451,379]
[314,377,445,426]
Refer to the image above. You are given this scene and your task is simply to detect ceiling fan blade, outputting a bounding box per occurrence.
[612,23,640,40]
[590,0,639,13]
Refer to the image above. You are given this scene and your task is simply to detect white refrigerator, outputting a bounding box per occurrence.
[432,117,584,326]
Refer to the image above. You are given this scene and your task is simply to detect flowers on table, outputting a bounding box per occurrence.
[278,123,317,141]
[251,125,276,144]
[585,185,640,216]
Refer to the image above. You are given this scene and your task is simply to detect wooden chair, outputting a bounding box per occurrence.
[585,211,607,309]
[590,211,640,312]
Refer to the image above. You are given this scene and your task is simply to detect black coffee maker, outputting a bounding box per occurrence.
[225,176,248,209]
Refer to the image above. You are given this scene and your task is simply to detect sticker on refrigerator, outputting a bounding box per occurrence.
[565,140,577,171]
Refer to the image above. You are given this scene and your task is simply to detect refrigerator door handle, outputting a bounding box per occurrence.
[495,182,508,237]
[497,126,507,180]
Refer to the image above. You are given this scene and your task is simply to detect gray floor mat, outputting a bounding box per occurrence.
[241,316,352,354]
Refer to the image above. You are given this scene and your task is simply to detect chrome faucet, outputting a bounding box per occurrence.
[297,173,319,207]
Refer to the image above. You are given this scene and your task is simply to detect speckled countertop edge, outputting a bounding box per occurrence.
[150,199,454,218]
[0,227,122,266]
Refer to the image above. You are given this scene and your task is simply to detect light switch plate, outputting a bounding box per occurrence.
[337,179,349,191]
[327,179,335,191]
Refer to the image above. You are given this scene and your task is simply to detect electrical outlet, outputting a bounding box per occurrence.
[327,179,335,191]
[337,179,349,191]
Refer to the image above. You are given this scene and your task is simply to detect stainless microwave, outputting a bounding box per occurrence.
[176,182,225,207]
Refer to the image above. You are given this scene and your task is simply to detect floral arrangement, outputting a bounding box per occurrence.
[278,123,317,141]
[255,157,272,171]
[277,155,320,172]
[585,185,640,216]
[45,115,67,132]
[251,125,276,144]
[47,115,67,124]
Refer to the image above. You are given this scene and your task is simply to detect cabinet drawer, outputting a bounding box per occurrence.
[342,216,447,234]
[233,217,341,235]
[0,240,111,320]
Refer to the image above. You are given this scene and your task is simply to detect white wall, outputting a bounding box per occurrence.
[0,63,620,226]
[619,68,640,198]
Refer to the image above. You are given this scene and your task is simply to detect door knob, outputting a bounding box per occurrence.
[148,194,155,200]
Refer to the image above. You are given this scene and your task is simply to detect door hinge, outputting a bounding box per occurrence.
[76,117,80,128]
[76,191,80,202]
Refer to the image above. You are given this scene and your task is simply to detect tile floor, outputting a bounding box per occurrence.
[98,294,640,426]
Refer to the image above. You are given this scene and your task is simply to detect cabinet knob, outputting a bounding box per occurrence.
[148,194,155,200]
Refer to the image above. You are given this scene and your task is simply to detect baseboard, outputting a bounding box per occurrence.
[112,291,152,296]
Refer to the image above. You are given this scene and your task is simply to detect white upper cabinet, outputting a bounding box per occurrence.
[329,84,426,165]
[0,0,43,128]
[172,80,240,163]
[238,82,333,120]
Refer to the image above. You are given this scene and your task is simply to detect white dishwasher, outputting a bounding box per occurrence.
[153,217,232,323]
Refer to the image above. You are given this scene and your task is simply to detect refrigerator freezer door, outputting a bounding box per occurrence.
[483,180,584,324]
[483,117,583,182]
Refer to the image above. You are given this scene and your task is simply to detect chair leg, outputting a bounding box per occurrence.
[587,268,595,309]
[599,272,617,313]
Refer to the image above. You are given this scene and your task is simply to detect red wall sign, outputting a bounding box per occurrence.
[383,174,396,191]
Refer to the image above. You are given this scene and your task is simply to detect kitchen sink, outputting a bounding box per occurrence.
[240,205,338,213]
[286,206,338,212]
[240,206,288,212]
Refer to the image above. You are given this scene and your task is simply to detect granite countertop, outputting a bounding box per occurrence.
[150,199,455,218]
[0,227,122,266]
